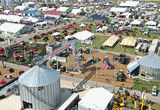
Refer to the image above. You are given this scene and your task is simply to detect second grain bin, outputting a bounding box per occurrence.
[18,65,61,110]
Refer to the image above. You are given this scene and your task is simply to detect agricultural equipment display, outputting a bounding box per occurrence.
[116,70,127,82]
[83,57,101,67]
[113,54,130,64]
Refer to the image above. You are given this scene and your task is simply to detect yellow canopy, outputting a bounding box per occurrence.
[102,35,119,47]
[120,37,136,46]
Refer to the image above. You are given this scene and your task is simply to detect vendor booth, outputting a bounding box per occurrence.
[130,20,141,26]
[120,37,136,47]
[102,35,119,47]
[72,30,94,43]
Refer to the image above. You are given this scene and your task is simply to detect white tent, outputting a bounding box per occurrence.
[96,28,104,32]
[0,14,23,23]
[80,23,86,28]
[0,22,25,35]
[38,7,49,11]
[119,21,124,25]
[3,10,10,14]
[73,30,94,40]
[52,32,61,36]
[130,20,141,26]
[71,9,82,15]
[65,35,73,40]
[157,23,160,28]
[36,21,47,26]
[119,1,139,7]
[145,21,156,26]
[15,5,29,11]
[102,35,119,47]
[22,2,35,6]
[57,7,68,12]
[78,87,114,110]
[110,7,128,13]
[102,26,108,30]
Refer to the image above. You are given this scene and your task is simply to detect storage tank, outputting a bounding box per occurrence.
[18,65,61,110]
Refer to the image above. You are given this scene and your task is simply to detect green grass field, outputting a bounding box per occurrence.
[132,78,160,93]
[92,35,136,55]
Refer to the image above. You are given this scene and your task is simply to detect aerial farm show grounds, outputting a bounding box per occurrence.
[1,1,160,110]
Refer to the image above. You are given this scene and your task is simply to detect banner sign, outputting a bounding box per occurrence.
[51,56,66,63]
[51,44,71,58]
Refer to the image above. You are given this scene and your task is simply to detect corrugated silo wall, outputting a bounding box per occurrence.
[19,78,61,110]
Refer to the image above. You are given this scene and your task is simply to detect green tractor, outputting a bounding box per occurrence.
[116,70,127,82]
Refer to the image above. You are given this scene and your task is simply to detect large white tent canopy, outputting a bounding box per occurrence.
[0,14,23,23]
[145,21,156,26]
[119,1,139,7]
[36,21,47,26]
[73,30,94,40]
[0,23,25,34]
[52,32,61,36]
[102,35,119,47]
[15,5,29,11]
[78,87,114,110]
[57,7,68,12]
[110,7,128,13]
[130,20,141,25]
[65,35,73,40]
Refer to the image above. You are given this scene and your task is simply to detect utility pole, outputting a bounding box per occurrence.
[114,61,116,93]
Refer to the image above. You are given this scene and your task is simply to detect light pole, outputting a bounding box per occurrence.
[114,60,116,93]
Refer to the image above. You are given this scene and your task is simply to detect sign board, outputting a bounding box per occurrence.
[51,44,71,58]
[51,56,66,63]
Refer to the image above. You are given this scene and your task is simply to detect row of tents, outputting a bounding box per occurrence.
[102,35,136,47]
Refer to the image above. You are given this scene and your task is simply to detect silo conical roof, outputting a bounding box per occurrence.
[18,65,60,87]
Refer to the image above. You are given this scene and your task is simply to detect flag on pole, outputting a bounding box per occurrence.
[159,35,160,39]
[102,61,108,70]
[135,33,137,36]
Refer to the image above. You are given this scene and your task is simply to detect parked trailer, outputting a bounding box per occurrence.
[0,77,18,97]
[148,44,157,54]
[58,93,79,110]
[141,43,148,53]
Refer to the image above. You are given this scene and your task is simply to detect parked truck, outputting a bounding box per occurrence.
[152,85,157,96]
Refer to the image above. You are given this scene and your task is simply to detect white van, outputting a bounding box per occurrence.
[152,85,157,96]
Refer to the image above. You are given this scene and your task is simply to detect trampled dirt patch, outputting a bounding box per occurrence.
[0,66,20,86]
[47,51,134,88]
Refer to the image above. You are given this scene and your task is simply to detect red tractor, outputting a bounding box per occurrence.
[19,70,24,75]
